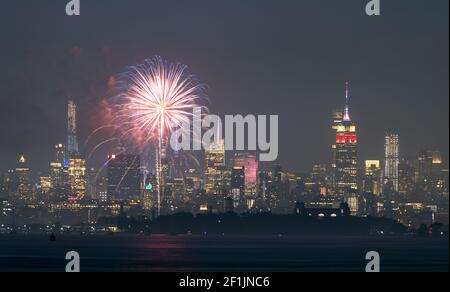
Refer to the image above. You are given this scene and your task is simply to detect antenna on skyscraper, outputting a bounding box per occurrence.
[67,99,79,157]
[345,81,349,104]
[343,81,351,122]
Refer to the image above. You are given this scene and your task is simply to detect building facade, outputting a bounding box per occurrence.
[204,139,228,195]
[384,131,400,192]
[333,82,358,196]
[107,154,142,202]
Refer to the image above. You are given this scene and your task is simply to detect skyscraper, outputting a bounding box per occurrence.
[232,153,259,196]
[49,144,65,189]
[398,157,416,195]
[67,100,79,157]
[270,165,287,211]
[68,155,87,200]
[107,154,142,202]
[384,131,400,192]
[66,100,86,200]
[364,160,382,196]
[333,82,358,196]
[230,166,245,207]
[14,156,34,203]
[204,139,227,195]
[143,174,157,211]
[158,138,172,213]
[417,150,442,183]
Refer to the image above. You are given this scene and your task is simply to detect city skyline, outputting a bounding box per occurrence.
[0,83,447,178]
[0,0,448,175]
[0,1,448,274]
[0,92,448,180]
[2,96,448,209]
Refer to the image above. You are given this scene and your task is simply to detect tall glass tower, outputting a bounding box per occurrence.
[67,100,79,156]
[384,131,400,192]
[204,139,227,195]
[66,100,86,200]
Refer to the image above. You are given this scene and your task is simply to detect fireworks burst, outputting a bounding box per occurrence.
[112,56,206,146]
[110,56,207,215]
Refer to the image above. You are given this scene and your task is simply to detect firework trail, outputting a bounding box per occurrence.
[87,137,119,161]
[111,56,207,216]
[94,148,126,183]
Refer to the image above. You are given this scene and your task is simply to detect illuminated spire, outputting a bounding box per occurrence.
[19,155,26,163]
[343,81,351,122]
[67,99,79,156]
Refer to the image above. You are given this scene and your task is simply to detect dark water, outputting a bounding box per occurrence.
[0,234,448,272]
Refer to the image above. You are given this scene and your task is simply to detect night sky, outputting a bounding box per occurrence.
[0,0,448,175]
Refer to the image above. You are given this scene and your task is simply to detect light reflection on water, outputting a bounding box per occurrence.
[0,234,448,272]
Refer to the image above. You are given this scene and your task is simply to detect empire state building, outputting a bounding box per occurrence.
[333,82,358,196]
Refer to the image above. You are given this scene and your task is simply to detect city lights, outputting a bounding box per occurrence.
[0,0,447,275]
